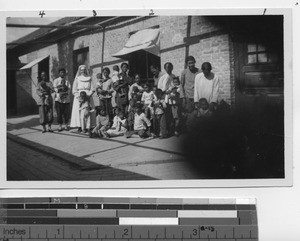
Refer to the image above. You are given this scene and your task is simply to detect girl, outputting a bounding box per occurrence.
[157,62,175,93]
[104,109,128,138]
[90,107,110,138]
[141,83,157,119]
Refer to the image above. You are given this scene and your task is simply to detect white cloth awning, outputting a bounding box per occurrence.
[20,55,49,70]
[112,28,160,58]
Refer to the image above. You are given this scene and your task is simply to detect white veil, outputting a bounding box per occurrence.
[75,65,91,81]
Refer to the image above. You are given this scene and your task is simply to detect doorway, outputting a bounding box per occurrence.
[128,50,161,84]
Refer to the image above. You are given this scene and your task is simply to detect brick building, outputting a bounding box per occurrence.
[7,15,284,119]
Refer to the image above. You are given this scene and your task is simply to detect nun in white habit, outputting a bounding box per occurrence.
[70,65,96,131]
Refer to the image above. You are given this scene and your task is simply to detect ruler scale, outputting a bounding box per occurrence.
[0,197,258,240]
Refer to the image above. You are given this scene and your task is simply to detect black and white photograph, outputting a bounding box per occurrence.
[5,10,292,185]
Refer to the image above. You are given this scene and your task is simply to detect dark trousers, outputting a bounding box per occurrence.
[55,101,70,125]
[154,113,168,137]
[99,98,113,119]
[39,105,53,126]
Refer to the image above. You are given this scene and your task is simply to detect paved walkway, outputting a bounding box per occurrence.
[7,115,200,180]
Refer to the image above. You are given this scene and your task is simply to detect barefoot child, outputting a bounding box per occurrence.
[105,109,128,138]
[90,107,110,138]
[125,104,151,139]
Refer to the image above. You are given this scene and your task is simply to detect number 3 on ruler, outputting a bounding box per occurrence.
[192,229,198,236]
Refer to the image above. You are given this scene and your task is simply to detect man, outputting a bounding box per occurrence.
[53,68,71,131]
[150,64,164,88]
[194,62,220,111]
[181,56,200,112]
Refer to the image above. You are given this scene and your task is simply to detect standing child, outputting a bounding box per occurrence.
[36,71,54,133]
[165,86,181,136]
[128,74,144,100]
[111,65,120,83]
[165,77,183,136]
[105,109,128,138]
[153,89,168,139]
[127,93,141,131]
[96,68,114,120]
[125,104,151,139]
[78,91,93,133]
[90,107,110,138]
[141,83,156,119]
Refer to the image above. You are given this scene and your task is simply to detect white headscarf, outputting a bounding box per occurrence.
[75,65,91,82]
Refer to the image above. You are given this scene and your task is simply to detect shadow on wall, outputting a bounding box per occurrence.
[15,84,39,116]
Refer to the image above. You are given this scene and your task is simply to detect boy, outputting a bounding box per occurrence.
[96,68,114,119]
[125,104,151,139]
[153,89,168,138]
[53,68,71,131]
[141,83,156,119]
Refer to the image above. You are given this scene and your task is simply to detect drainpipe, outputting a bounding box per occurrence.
[101,27,106,73]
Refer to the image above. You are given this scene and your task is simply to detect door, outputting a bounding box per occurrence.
[129,50,161,84]
[73,47,90,79]
[234,39,284,135]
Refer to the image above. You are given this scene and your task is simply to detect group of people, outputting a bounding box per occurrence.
[36,56,220,139]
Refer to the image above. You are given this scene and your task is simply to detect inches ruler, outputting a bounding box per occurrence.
[0,197,258,241]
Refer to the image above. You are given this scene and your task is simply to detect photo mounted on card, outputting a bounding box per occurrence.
[3,8,293,188]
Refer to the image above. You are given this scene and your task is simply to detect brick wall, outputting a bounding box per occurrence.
[188,16,232,105]
[160,16,188,76]
[16,15,235,113]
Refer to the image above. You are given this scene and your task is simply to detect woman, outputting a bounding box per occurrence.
[194,62,220,112]
[36,71,54,133]
[70,65,96,132]
[157,62,175,93]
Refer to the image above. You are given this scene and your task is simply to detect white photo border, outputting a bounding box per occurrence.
[1,8,293,188]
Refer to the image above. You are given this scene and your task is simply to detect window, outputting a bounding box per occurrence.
[247,43,278,64]
[73,47,89,78]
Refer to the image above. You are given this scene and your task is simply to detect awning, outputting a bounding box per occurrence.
[112,28,160,59]
[20,55,49,70]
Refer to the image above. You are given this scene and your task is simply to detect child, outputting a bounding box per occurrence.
[125,104,151,139]
[96,68,114,119]
[40,81,52,106]
[113,68,130,113]
[165,86,181,136]
[141,83,157,119]
[78,91,93,133]
[153,89,168,138]
[128,74,144,100]
[111,65,120,83]
[197,98,212,118]
[56,79,69,103]
[104,109,128,138]
[127,93,141,131]
[90,107,110,138]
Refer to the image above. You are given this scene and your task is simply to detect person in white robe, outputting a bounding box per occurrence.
[70,65,96,132]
